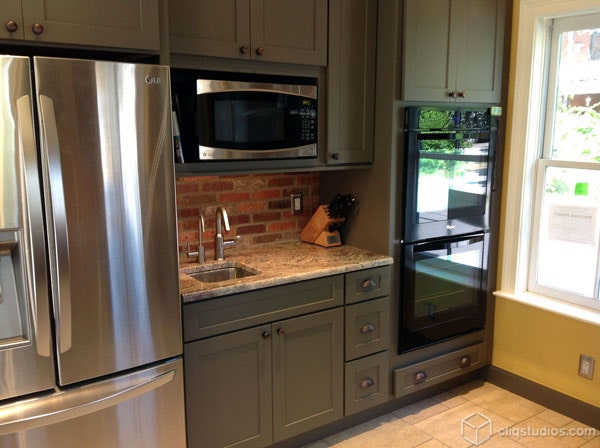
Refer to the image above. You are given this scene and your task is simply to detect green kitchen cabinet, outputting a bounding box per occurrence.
[0,0,159,50]
[168,0,328,66]
[402,0,506,103]
[184,325,273,448]
[184,308,343,448]
[326,0,377,164]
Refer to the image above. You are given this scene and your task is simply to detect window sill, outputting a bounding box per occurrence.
[493,290,600,327]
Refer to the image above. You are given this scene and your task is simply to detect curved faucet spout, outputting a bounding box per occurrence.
[214,206,238,260]
[215,206,230,234]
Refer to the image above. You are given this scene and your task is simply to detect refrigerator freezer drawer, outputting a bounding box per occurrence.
[0,358,185,448]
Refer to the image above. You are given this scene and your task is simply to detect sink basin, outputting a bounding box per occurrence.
[184,262,259,283]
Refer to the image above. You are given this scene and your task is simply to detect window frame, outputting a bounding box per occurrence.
[496,0,600,325]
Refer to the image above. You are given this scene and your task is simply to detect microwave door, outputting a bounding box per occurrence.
[0,55,55,401]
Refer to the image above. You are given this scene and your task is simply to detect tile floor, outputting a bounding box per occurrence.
[304,380,600,447]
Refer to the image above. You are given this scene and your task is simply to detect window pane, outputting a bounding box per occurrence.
[535,166,600,298]
[551,27,600,162]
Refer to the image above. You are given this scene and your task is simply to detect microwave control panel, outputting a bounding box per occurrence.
[299,99,317,144]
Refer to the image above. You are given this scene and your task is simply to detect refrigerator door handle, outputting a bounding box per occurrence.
[16,95,52,358]
[38,94,72,353]
[0,367,176,435]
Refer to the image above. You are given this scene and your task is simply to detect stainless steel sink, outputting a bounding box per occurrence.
[184,262,259,283]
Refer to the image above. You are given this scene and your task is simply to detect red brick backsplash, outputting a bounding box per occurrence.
[176,173,320,257]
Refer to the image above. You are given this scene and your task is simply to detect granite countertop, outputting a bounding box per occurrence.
[179,241,394,303]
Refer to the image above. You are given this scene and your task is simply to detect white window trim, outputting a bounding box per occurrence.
[495,0,600,327]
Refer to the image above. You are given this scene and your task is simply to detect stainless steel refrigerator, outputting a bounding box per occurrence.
[0,55,185,447]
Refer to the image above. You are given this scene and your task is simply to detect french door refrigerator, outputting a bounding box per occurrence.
[0,55,185,447]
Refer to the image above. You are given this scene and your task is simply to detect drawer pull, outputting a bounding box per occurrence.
[361,279,377,290]
[414,371,427,384]
[277,328,285,336]
[359,378,375,389]
[360,324,376,334]
[262,331,271,339]
[460,355,471,368]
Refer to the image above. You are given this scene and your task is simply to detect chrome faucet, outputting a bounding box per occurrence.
[186,214,205,263]
[214,206,240,260]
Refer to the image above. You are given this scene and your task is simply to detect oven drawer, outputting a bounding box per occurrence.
[393,342,486,398]
[345,266,391,304]
[345,297,390,361]
[345,351,389,415]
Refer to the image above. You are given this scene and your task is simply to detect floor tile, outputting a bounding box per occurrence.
[306,381,599,448]
[413,402,513,448]
[391,397,451,425]
[468,388,546,423]
[536,409,574,427]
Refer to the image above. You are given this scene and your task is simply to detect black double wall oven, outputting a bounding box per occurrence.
[400,107,497,353]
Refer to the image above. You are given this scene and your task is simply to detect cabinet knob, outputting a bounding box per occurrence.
[359,378,375,389]
[414,371,427,383]
[361,279,377,290]
[460,355,471,368]
[458,91,466,99]
[331,153,340,160]
[262,331,271,339]
[6,21,18,32]
[239,45,249,55]
[448,91,457,99]
[255,47,265,56]
[360,324,376,334]
[32,23,44,35]
[277,327,285,336]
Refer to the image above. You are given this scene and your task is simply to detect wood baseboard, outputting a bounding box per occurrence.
[483,366,600,430]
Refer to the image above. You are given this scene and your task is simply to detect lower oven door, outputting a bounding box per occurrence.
[400,232,488,352]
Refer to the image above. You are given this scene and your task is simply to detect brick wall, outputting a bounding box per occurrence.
[176,172,320,257]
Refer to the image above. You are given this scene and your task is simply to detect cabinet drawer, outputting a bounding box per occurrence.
[345,351,389,415]
[345,266,391,304]
[183,275,344,342]
[345,297,390,361]
[393,342,486,398]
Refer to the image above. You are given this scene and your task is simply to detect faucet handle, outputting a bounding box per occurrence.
[186,242,199,259]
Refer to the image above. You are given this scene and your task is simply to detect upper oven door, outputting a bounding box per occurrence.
[404,127,495,242]
[196,80,317,160]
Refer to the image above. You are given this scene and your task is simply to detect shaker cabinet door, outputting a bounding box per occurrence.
[184,326,273,448]
[0,0,25,40]
[169,0,251,58]
[272,308,344,442]
[403,0,506,103]
[326,0,377,164]
[250,0,327,65]
[19,0,160,50]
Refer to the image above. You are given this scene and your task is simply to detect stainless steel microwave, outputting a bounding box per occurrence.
[190,77,318,161]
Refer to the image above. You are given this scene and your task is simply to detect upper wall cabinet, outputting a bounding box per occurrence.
[169,0,328,66]
[0,0,160,51]
[326,0,377,165]
[402,0,506,103]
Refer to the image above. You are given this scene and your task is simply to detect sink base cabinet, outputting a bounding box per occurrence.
[184,308,343,448]
[184,325,273,448]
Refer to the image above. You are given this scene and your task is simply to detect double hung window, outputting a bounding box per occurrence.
[529,14,600,310]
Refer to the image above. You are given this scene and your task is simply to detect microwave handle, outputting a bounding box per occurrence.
[197,80,317,99]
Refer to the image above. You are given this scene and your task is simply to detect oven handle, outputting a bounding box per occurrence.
[415,131,491,141]
[412,234,484,253]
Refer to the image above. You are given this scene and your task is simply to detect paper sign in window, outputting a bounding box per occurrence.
[548,204,598,245]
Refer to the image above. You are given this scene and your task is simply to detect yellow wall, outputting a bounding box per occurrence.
[493,298,600,407]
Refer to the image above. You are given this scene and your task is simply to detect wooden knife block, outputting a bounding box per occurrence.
[300,205,345,247]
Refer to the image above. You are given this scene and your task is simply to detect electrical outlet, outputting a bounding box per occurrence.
[578,355,595,380]
[291,193,303,215]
